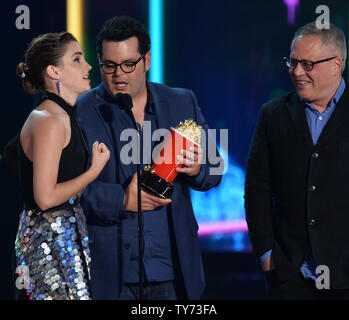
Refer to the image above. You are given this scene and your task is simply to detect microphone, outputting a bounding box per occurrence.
[115,93,133,111]
[114,92,144,300]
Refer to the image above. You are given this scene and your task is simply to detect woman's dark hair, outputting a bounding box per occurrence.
[96,16,151,58]
[16,32,77,94]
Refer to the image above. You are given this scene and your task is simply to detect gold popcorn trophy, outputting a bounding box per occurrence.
[141,119,202,199]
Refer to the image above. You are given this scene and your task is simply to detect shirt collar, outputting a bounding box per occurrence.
[333,77,346,104]
[303,77,346,111]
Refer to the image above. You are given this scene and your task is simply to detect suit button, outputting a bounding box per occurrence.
[309,185,316,191]
[124,243,130,250]
[309,219,316,227]
[312,153,319,159]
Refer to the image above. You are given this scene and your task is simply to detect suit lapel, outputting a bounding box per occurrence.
[92,84,116,148]
[286,93,314,149]
[147,82,173,130]
[316,87,349,147]
[93,84,134,180]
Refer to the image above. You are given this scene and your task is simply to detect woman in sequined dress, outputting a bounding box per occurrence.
[14,32,110,300]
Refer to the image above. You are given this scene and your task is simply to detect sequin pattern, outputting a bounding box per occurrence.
[15,203,91,300]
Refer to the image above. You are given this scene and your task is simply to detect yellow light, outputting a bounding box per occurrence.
[66,0,84,47]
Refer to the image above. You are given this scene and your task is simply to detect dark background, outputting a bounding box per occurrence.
[0,0,348,300]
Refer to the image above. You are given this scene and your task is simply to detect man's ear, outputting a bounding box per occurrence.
[144,51,151,72]
[46,65,60,80]
[333,56,343,76]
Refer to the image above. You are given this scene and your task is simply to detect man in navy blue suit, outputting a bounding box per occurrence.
[76,16,222,300]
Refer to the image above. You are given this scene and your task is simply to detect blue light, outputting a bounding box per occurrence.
[190,148,249,251]
[232,232,245,251]
[149,0,163,83]
[190,147,245,223]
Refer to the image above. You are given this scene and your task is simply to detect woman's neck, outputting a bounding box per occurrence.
[45,89,78,106]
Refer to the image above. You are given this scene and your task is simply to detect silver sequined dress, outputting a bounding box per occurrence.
[14,92,91,300]
[15,202,91,300]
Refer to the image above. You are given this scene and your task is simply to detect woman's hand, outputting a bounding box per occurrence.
[89,141,110,178]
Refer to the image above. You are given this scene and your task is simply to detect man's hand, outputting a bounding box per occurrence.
[176,146,202,177]
[124,173,172,212]
[261,256,275,272]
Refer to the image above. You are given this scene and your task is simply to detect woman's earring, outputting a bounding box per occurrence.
[56,78,61,96]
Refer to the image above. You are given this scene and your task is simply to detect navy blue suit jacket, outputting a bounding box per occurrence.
[76,81,222,299]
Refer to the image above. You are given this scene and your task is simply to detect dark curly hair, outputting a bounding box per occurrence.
[96,16,151,58]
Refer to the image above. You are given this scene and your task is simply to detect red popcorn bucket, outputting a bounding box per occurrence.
[141,127,200,199]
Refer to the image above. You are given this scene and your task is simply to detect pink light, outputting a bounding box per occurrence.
[198,219,248,236]
[284,0,298,5]
[283,0,299,25]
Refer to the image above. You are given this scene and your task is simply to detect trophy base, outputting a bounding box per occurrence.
[140,170,174,199]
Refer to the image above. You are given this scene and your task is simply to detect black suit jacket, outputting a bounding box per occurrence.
[245,85,349,289]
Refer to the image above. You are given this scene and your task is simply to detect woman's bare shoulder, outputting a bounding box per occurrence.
[28,100,68,132]
[24,103,67,142]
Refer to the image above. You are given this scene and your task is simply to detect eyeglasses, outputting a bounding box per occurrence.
[99,53,146,74]
[283,56,337,71]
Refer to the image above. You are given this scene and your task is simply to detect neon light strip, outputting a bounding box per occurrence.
[149,0,163,83]
[66,0,84,47]
[198,219,248,236]
[283,0,299,25]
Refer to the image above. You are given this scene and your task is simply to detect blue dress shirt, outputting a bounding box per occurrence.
[117,94,175,283]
